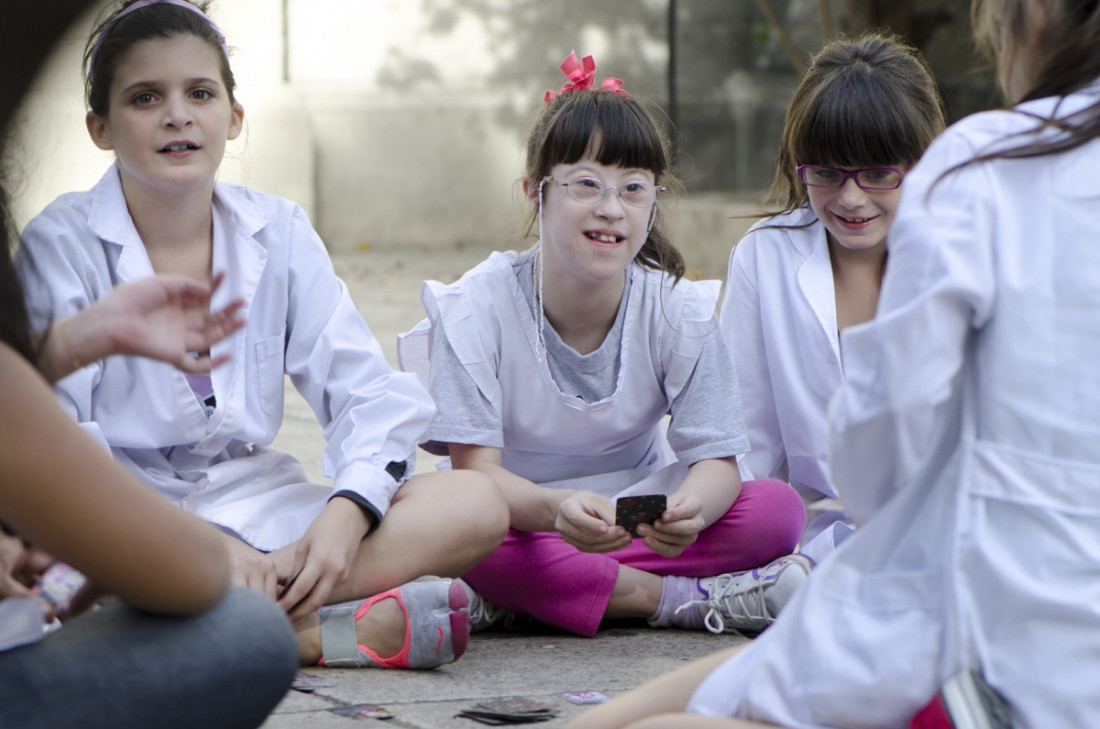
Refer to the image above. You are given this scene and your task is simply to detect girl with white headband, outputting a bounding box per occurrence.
[18,0,508,671]
[399,52,810,638]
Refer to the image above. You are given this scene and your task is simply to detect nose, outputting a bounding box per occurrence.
[595,187,626,219]
[162,93,193,128]
[836,177,867,207]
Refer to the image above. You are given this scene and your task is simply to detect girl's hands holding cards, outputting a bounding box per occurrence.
[555,490,632,553]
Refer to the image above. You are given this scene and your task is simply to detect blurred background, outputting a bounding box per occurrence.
[6,0,998,278]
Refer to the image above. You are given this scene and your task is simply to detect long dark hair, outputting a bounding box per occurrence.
[1,1,98,363]
[523,88,686,282]
[765,32,945,217]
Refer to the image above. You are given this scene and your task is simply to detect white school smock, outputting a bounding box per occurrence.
[720,207,853,563]
[687,82,1100,728]
[19,166,435,552]
[398,249,749,498]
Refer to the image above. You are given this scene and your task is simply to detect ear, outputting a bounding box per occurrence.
[86,111,114,151]
[227,102,244,141]
[523,178,538,205]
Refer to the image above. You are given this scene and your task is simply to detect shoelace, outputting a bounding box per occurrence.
[674,572,775,634]
[468,594,514,631]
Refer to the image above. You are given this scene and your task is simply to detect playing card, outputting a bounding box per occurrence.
[290,673,334,692]
[561,690,610,705]
[328,703,395,719]
[456,696,559,725]
[615,494,667,538]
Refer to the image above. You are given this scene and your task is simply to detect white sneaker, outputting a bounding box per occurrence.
[676,554,812,634]
[458,579,516,633]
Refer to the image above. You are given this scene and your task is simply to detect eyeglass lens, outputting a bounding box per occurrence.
[553,177,661,207]
[798,165,902,190]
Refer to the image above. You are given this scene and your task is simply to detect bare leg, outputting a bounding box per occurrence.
[604,564,663,619]
[288,469,508,664]
[565,645,777,729]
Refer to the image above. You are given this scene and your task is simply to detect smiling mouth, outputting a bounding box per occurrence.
[585,232,624,243]
[835,213,876,224]
[160,143,199,152]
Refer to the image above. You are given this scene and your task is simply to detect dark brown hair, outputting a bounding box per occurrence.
[766,32,946,215]
[523,88,685,282]
[84,0,236,117]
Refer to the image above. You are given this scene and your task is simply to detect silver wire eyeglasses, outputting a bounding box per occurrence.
[545,176,665,207]
[796,164,906,191]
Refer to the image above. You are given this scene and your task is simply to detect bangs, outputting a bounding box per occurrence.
[539,92,667,175]
[795,68,930,168]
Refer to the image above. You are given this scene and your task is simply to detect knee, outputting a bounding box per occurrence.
[203,587,298,689]
[736,478,808,549]
[451,469,511,545]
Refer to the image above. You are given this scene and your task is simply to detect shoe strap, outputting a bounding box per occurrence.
[318,602,362,668]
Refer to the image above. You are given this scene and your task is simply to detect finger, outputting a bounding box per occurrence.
[277,563,318,613]
[288,571,337,620]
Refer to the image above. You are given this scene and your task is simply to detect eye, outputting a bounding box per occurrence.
[573,177,602,189]
[191,88,213,101]
[131,92,157,105]
[623,182,648,193]
[864,170,891,182]
[812,168,841,181]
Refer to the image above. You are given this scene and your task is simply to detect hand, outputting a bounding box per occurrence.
[0,532,41,600]
[555,491,632,553]
[274,498,370,619]
[92,271,246,372]
[224,534,279,599]
[637,492,705,558]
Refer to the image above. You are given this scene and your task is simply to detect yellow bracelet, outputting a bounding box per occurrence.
[58,318,85,370]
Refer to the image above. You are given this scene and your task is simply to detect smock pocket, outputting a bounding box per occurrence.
[783,561,943,728]
[255,333,286,415]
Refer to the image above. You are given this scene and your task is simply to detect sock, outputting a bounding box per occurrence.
[646,575,706,629]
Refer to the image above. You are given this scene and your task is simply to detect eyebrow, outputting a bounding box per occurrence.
[119,76,222,95]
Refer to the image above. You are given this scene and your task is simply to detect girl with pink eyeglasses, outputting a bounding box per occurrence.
[719,33,946,564]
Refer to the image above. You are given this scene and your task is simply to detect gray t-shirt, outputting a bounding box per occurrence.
[426,252,745,466]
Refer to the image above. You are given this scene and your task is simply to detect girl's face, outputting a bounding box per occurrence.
[805,166,904,254]
[86,35,243,195]
[533,156,657,287]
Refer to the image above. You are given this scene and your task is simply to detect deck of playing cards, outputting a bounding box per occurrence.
[456,697,559,725]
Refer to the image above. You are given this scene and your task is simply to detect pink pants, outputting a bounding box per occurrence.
[463,478,806,636]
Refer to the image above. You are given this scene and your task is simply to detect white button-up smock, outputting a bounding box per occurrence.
[20,166,435,551]
[720,207,854,563]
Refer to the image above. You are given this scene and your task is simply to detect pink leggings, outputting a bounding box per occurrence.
[462,478,806,636]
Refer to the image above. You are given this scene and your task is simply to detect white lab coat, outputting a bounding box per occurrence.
[720,208,852,563]
[19,166,435,551]
[687,83,1100,728]
[398,250,747,498]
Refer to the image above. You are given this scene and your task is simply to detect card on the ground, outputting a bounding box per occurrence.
[455,696,559,725]
[615,494,667,538]
[328,703,395,719]
[561,690,610,705]
[290,673,334,692]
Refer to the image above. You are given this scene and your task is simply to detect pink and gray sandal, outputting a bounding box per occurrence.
[317,578,470,669]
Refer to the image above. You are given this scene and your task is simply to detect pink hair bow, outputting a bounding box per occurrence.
[544,50,630,104]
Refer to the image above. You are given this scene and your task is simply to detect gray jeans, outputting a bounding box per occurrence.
[0,587,298,729]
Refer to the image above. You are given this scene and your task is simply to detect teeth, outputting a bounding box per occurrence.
[164,144,193,152]
[588,233,619,243]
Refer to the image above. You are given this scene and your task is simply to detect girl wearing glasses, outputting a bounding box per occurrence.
[399,52,809,639]
[719,34,946,564]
